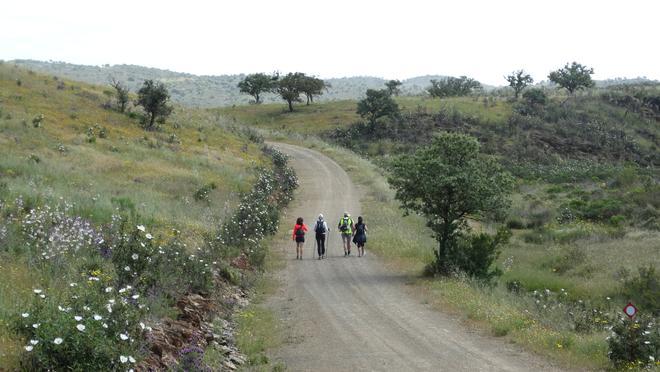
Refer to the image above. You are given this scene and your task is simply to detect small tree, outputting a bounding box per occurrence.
[388,133,513,275]
[110,78,129,113]
[300,75,328,105]
[385,80,402,96]
[237,73,278,104]
[276,72,305,112]
[137,80,173,130]
[427,76,481,98]
[504,70,533,99]
[548,61,595,96]
[356,89,400,124]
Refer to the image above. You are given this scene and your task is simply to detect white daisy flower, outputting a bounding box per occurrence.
[120,333,129,341]
[105,287,113,293]
[137,225,145,232]
[29,340,38,345]
[76,324,86,332]
[124,266,131,271]
[25,345,33,352]
[33,289,42,294]
[93,314,102,320]
[128,356,136,363]
[74,316,83,321]
[120,355,128,363]
[21,313,29,318]
[53,337,63,345]
[32,323,40,328]
[145,233,153,240]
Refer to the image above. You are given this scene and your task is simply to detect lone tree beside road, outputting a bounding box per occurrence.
[356,89,400,124]
[548,62,595,96]
[505,70,533,99]
[137,80,173,130]
[238,73,278,104]
[388,133,513,275]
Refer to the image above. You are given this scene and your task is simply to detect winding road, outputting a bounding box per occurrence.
[266,143,560,372]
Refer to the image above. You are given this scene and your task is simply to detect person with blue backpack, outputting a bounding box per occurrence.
[338,212,355,256]
[314,214,330,259]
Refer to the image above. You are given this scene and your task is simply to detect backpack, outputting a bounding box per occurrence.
[338,217,351,232]
[315,220,326,234]
[355,223,365,234]
[295,225,305,237]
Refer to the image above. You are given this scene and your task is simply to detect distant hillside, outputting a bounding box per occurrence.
[10,60,473,107]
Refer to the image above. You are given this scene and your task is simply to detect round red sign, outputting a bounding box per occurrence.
[623,302,637,318]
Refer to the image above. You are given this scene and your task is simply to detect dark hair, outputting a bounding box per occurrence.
[296,217,303,225]
[357,216,363,224]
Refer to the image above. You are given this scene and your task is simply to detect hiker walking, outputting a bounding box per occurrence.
[353,216,368,257]
[314,214,329,259]
[292,217,308,260]
[338,212,354,256]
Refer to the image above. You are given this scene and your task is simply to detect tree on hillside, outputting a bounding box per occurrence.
[276,72,305,112]
[237,73,278,104]
[548,62,595,96]
[356,89,400,124]
[427,76,481,98]
[504,70,533,99]
[388,133,513,275]
[300,75,328,105]
[385,80,402,96]
[137,80,173,130]
[110,78,129,113]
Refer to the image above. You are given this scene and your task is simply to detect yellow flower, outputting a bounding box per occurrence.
[556,343,563,349]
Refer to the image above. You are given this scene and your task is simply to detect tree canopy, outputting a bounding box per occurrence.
[276,72,305,112]
[385,80,403,96]
[388,133,513,274]
[427,76,481,98]
[356,89,400,124]
[300,75,328,105]
[137,80,173,130]
[237,73,278,104]
[110,78,129,113]
[505,70,533,99]
[548,62,595,95]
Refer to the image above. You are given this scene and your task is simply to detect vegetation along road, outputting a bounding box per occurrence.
[265,142,560,371]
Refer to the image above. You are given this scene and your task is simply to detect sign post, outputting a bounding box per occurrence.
[623,302,637,319]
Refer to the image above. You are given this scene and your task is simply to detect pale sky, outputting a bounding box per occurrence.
[1,0,658,85]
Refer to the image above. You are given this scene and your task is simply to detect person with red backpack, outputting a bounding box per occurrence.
[314,214,330,259]
[292,217,308,260]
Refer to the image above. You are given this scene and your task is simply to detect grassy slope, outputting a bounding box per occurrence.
[217,96,512,134]
[230,94,659,369]
[0,64,264,366]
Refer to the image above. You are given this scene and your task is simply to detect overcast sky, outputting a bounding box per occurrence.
[1,0,658,85]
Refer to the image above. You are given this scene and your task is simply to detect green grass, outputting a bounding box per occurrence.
[0,64,267,368]
[216,95,513,136]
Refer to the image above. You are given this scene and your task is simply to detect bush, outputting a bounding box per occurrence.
[13,276,145,370]
[621,265,659,316]
[445,228,511,281]
[607,315,659,369]
[193,182,217,203]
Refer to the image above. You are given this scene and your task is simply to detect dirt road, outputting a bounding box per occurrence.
[267,142,560,371]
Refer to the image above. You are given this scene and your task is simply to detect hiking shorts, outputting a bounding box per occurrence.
[295,236,305,243]
[341,234,352,244]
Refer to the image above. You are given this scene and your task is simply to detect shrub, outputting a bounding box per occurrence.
[193,182,217,203]
[607,315,659,368]
[445,228,511,281]
[32,114,44,128]
[13,278,145,370]
[621,265,659,316]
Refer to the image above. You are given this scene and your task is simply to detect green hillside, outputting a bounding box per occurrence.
[228,86,660,369]
[0,63,294,369]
